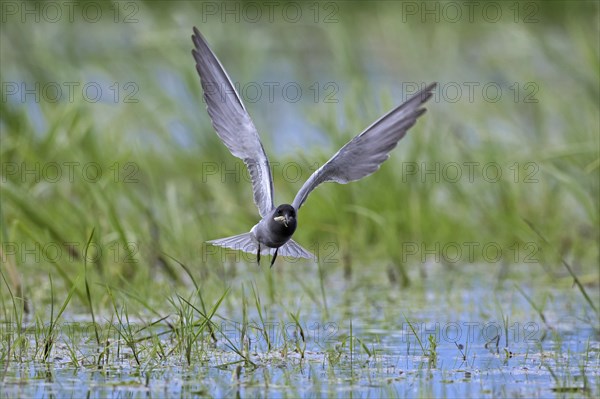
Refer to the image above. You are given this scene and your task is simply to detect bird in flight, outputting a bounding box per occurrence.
[192,27,436,267]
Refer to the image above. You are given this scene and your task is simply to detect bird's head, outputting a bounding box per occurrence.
[271,204,297,234]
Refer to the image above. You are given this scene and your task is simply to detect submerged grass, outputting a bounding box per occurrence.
[525,219,599,319]
[40,273,79,362]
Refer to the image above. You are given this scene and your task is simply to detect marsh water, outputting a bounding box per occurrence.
[2,265,598,398]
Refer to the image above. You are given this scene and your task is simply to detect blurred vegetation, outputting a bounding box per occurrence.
[0,1,598,318]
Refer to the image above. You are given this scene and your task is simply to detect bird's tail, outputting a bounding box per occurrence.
[208,233,266,254]
[208,233,314,259]
[279,239,315,259]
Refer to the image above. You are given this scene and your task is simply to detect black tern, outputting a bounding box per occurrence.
[192,27,436,267]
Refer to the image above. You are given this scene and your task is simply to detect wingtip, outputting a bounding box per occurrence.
[415,83,436,104]
[191,27,208,50]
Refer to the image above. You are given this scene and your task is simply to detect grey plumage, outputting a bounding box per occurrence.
[191,28,274,218]
[192,27,436,266]
[292,84,435,211]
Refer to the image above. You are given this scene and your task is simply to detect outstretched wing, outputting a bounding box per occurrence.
[292,83,436,211]
[192,27,274,218]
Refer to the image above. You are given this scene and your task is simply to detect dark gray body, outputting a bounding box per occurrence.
[251,205,297,248]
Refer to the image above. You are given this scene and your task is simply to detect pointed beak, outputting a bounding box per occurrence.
[274,215,288,227]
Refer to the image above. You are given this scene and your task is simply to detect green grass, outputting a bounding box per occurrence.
[0,1,599,397]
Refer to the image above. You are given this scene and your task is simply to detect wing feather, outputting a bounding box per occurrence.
[192,28,274,217]
[292,83,436,211]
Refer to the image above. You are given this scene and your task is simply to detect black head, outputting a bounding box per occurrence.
[269,204,297,236]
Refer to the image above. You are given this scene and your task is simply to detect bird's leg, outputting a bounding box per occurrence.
[270,248,279,268]
[257,243,261,265]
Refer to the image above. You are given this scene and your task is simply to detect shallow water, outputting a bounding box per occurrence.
[2,266,598,398]
[1,323,597,398]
